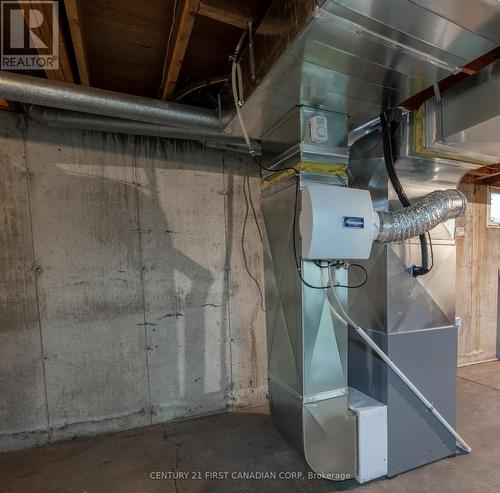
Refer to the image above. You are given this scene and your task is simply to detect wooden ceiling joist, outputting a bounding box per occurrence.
[159,0,201,101]
[18,1,74,82]
[64,0,90,86]
[464,164,500,185]
[474,168,500,185]
[0,99,14,112]
[198,0,253,30]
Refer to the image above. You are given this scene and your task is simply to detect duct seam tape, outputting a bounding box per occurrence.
[299,183,374,260]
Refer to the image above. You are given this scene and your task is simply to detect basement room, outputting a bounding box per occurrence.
[0,1,499,492]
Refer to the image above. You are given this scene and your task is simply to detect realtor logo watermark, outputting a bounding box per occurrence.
[1,1,58,70]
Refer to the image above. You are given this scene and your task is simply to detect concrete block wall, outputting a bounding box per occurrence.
[0,111,267,451]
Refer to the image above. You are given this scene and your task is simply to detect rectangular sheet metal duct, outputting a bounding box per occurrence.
[223,0,500,139]
[229,0,500,481]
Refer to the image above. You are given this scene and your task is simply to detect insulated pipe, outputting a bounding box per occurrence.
[375,189,466,243]
[0,71,220,131]
[24,105,260,153]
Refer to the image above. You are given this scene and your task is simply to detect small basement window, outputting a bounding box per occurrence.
[487,186,500,228]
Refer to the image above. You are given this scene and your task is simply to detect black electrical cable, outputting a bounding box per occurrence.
[296,264,331,290]
[380,110,433,278]
[427,231,434,271]
[235,17,330,291]
[251,154,295,174]
[335,263,368,289]
[250,151,367,289]
[314,260,368,288]
[233,24,333,291]
[249,155,330,289]
[249,159,364,289]
[335,174,348,187]
[246,173,263,243]
[348,122,391,190]
[313,260,329,269]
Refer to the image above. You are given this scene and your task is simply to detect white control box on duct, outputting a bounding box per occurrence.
[299,183,379,260]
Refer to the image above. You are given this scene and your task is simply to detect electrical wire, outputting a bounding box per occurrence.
[231,56,297,177]
[231,41,322,290]
[427,231,434,271]
[346,122,393,190]
[159,0,179,96]
[229,30,466,454]
[250,154,297,174]
[231,60,255,156]
[230,35,337,292]
[230,52,269,308]
[334,263,368,289]
[354,126,387,158]
[380,109,433,277]
[313,260,329,269]
[230,32,298,176]
[314,261,369,288]
[335,174,348,187]
[246,172,263,243]
[241,174,266,312]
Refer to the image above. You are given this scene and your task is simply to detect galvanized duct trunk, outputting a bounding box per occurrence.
[223,0,500,139]
[24,105,258,153]
[238,0,500,482]
[347,109,484,476]
[0,71,220,130]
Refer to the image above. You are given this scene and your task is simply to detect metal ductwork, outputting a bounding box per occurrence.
[24,105,259,154]
[233,0,500,484]
[416,59,500,164]
[223,0,500,140]
[347,108,483,479]
[0,0,496,483]
[375,189,467,244]
[0,71,220,131]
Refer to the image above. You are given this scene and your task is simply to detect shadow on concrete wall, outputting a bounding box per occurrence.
[3,117,263,440]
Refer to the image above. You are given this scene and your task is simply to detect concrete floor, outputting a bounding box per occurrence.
[1,361,499,493]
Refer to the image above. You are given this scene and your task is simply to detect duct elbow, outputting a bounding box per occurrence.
[375,189,466,244]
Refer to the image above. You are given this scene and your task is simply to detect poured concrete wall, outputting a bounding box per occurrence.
[457,182,500,366]
[0,111,267,451]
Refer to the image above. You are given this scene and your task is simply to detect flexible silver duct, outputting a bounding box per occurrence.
[0,71,220,130]
[24,105,260,153]
[375,189,466,243]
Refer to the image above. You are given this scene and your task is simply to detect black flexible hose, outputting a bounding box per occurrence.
[380,110,430,277]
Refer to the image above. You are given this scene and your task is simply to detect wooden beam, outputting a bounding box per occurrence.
[64,0,90,86]
[198,0,252,30]
[475,166,500,182]
[484,179,500,187]
[199,0,289,36]
[402,47,500,111]
[0,99,14,111]
[159,0,201,101]
[18,1,74,82]
[463,164,500,184]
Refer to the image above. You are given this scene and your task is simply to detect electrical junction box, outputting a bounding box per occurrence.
[299,183,375,260]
